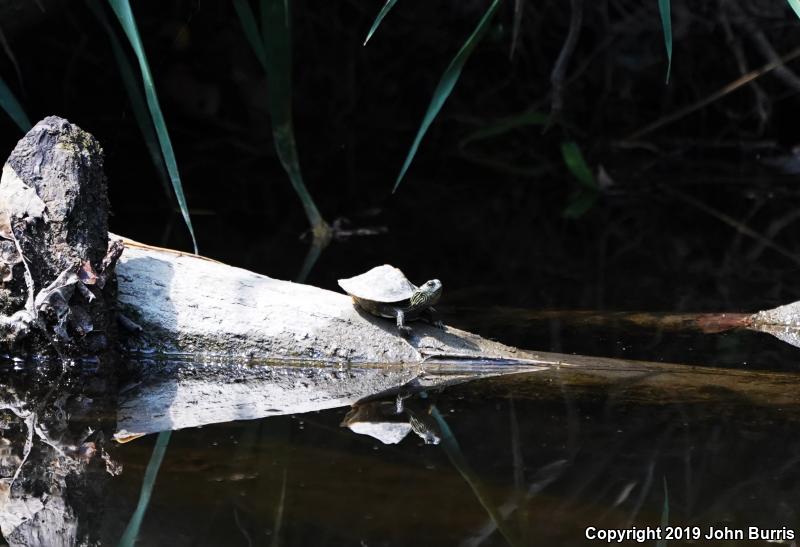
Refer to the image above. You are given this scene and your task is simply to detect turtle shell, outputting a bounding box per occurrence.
[337,264,417,303]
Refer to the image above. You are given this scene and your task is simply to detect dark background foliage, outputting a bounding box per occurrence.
[2,0,800,335]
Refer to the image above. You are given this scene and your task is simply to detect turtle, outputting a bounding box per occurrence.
[337,264,443,337]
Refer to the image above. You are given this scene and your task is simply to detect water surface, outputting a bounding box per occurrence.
[3,309,798,547]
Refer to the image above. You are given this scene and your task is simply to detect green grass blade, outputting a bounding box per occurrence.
[561,141,595,189]
[236,0,327,237]
[0,75,31,132]
[562,191,597,218]
[233,0,268,71]
[657,0,672,83]
[88,0,170,198]
[258,0,291,125]
[788,0,800,19]
[118,431,171,547]
[431,406,522,546]
[561,141,598,218]
[107,0,198,253]
[394,0,501,192]
[510,0,523,58]
[459,109,548,148]
[363,0,398,46]
[270,468,288,547]
[235,0,329,242]
[296,236,325,282]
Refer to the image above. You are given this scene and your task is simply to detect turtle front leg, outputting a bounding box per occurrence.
[395,308,412,337]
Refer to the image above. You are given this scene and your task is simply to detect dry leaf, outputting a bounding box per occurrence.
[78,261,97,285]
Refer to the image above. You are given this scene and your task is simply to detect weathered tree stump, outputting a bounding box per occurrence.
[0,116,119,357]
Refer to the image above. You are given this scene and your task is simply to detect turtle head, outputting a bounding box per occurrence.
[410,279,442,308]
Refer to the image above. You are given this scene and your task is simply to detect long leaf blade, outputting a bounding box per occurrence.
[119,431,171,547]
[242,0,327,238]
[363,0,398,46]
[459,109,548,148]
[560,141,595,190]
[510,0,523,58]
[561,141,598,218]
[0,75,31,132]
[431,406,522,546]
[562,191,597,218]
[88,0,170,199]
[657,0,672,83]
[394,0,501,192]
[233,0,268,71]
[788,0,800,19]
[107,0,198,253]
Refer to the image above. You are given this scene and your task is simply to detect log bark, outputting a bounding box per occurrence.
[111,236,800,440]
[115,237,529,363]
[112,237,551,440]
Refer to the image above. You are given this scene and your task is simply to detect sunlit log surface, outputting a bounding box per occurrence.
[114,236,533,362]
[747,300,800,348]
[112,236,556,439]
[112,237,800,440]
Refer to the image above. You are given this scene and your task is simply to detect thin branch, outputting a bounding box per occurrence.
[549,0,584,121]
[662,185,800,267]
[624,45,800,140]
[509,0,523,59]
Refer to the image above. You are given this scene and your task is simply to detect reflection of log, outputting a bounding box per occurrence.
[469,353,800,412]
[112,236,800,439]
[115,357,541,441]
[113,237,558,439]
[117,347,800,440]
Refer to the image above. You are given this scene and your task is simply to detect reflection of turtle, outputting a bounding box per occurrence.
[338,265,442,337]
[342,396,441,445]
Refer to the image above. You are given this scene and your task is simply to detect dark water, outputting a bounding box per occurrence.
[113,368,800,547]
[3,304,800,547]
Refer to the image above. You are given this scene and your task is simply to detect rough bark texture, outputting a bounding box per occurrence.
[0,116,116,356]
[5,117,107,283]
